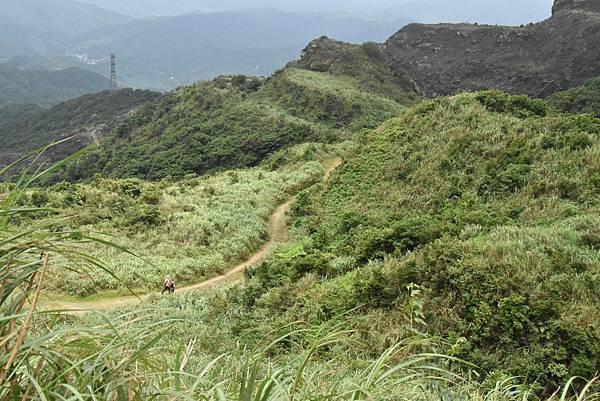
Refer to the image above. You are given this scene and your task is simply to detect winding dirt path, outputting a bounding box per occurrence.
[43,158,341,312]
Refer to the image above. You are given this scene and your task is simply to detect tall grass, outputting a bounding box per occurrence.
[2,145,598,400]
[7,145,335,297]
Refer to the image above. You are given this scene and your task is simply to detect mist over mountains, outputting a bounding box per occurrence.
[0,0,411,90]
[79,0,553,25]
[0,0,555,92]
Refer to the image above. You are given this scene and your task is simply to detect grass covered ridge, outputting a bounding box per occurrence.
[59,63,414,182]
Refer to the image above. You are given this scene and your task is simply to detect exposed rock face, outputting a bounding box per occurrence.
[385,0,600,97]
[553,0,600,14]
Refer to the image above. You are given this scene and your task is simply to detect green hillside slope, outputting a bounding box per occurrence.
[5,90,600,398]
[0,89,160,169]
[60,59,418,181]
[0,64,111,108]
[240,91,600,389]
[0,89,159,152]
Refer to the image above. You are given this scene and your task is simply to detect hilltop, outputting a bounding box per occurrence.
[385,0,600,97]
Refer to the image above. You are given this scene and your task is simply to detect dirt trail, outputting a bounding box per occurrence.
[43,158,342,312]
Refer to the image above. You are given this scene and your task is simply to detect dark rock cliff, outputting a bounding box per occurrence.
[384,0,600,97]
[553,0,600,14]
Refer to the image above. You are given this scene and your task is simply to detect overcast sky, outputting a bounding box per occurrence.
[82,0,555,24]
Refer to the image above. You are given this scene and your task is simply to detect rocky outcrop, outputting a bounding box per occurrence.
[384,0,600,97]
[291,36,420,103]
[553,0,600,14]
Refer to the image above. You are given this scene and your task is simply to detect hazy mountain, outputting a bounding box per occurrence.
[0,0,131,59]
[79,0,387,17]
[0,0,414,89]
[0,0,131,36]
[0,64,111,108]
[71,9,411,89]
[0,24,69,56]
[0,0,552,90]
[379,0,552,25]
[78,9,408,51]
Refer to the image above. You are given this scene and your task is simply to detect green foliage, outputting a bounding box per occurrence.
[58,61,415,181]
[264,92,600,390]
[0,88,160,169]
[5,101,600,398]
[548,77,600,117]
[476,90,549,118]
[265,69,405,130]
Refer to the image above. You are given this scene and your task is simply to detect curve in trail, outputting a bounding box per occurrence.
[43,158,342,312]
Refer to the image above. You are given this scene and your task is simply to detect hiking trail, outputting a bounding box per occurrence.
[43,158,342,312]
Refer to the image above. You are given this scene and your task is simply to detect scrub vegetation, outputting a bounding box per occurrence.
[2,64,600,400]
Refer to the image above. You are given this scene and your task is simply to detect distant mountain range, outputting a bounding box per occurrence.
[0,0,131,37]
[0,0,413,90]
[0,0,553,91]
[72,9,412,89]
[0,0,130,56]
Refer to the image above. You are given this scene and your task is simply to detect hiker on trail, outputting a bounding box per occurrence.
[162,276,175,294]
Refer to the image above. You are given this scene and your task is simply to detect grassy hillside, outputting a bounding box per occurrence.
[12,144,339,296]
[234,91,600,390]
[0,64,111,108]
[548,76,600,117]
[4,92,600,399]
[59,66,414,181]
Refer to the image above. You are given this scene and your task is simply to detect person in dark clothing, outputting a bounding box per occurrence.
[162,276,175,294]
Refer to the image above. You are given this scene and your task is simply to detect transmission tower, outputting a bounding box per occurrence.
[110,53,118,91]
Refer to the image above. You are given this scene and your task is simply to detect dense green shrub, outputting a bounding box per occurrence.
[475,90,549,118]
[547,76,600,117]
